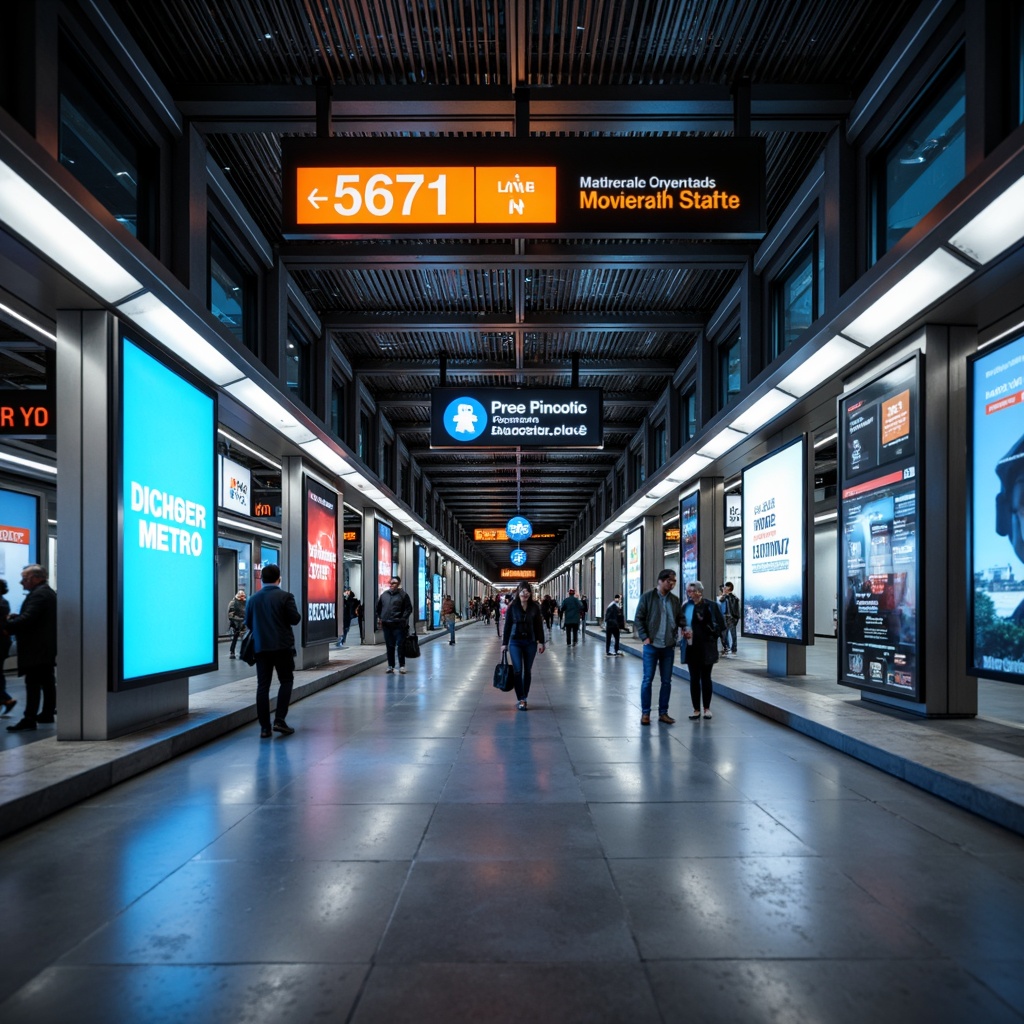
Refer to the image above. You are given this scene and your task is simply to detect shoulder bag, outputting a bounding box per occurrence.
[492,650,518,692]
[402,632,421,659]
[238,630,257,666]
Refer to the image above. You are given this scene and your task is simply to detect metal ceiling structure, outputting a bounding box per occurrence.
[110,0,923,575]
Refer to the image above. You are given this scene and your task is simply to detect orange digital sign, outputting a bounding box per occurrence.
[499,567,538,580]
[475,528,555,542]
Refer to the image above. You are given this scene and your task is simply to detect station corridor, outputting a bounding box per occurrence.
[1,620,1023,1023]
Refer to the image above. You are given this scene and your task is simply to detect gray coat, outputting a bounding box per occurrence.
[633,587,682,646]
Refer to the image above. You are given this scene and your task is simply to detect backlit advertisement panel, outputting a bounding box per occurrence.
[255,545,279,592]
[594,547,603,613]
[416,543,427,621]
[0,488,38,615]
[219,455,251,515]
[119,337,215,686]
[742,436,807,643]
[432,573,442,628]
[303,476,338,645]
[625,526,643,622]
[969,335,1024,683]
[840,357,920,698]
[680,490,699,586]
[376,521,393,596]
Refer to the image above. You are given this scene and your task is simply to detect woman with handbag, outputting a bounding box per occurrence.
[227,589,246,660]
[501,583,546,710]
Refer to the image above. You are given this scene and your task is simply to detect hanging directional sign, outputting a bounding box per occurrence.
[506,515,532,542]
[510,548,527,567]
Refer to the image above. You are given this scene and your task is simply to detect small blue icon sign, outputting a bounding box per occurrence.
[443,396,488,441]
[511,548,527,566]
[506,515,533,541]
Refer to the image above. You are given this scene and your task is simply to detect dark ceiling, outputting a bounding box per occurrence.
[109,0,922,575]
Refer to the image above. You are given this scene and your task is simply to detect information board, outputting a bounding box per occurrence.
[839,357,920,697]
[0,488,38,615]
[680,490,699,586]
[625,526,643,622]
[416,543,427,622]
[742,436,808,643]
[303,476,338,645]
[377,521,393,597]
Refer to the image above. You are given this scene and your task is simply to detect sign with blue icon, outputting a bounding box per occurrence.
[506,515,533,542]
[510,548,527,566]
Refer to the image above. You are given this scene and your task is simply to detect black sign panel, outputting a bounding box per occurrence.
[282,137,765,239]
[430,387,603,449]
[0,391,54,436]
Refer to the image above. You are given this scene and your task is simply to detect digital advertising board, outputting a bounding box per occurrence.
[625,526,643,622]
[725,492,742,532]
[303,475,338,645]
[376,521,393,596]
[431,387,603,449]
[416,543,428,621]
[0,487,38,615]
[118,336,215,687]
[0,390,54,438]
[256,545,279,591]
[839,356,920,698]
[282,137,765,240]
[680,489,699,586]
[594,547,603,612]
[432,572,443,628]
[219,455,251,515]
[968,335,1024,684]
[742,436,808,643]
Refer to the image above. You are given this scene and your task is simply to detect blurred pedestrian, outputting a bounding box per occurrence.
[5,564,58,732]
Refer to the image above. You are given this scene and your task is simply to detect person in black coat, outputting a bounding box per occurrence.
[5,564,57,732]
[604,594,625,656]
[501,582,546,710]
[244,563,301,739]
[681,580,727,720]
[0,579,15,715]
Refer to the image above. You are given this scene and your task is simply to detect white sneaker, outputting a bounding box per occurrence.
[398,666,407,674]
[386,667,394,674]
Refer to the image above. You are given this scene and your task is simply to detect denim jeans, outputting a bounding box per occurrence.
[508,640,538,700]
[639,643,675,715]
[446,617,456,642]
[382,624,406,668]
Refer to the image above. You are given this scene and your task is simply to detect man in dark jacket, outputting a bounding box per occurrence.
[559,589,584,647]
[604,594,625,656]
[5,564,57,732]
[375,574,413,674]
[633,569,683,726]
[245,563,301,739]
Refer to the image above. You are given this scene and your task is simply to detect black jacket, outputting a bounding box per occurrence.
[7,583,57,672]
[502,600,545,644]
[683,598,726,666]
[375,588,413,626]
[244,584,300,654]
[604,601,624,629]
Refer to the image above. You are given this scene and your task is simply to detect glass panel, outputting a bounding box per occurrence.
[876,66,966,259]
[720,335,742,408]
[682,389,697,442]
[331,381,344,437]
[775,237,815,355]
[209,236,247,344]
[358,412,371,460]
[285,320,311,406]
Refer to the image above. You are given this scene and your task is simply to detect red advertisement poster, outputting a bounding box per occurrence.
[377,521,393,595]
[304,476,338,645]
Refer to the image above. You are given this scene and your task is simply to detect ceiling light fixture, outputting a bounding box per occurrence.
[730,389,797,433]
[778,336,864,398]
[697,427,747,460]
[948,173,1024,265]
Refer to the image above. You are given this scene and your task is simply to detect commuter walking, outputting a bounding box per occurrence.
[5,564,57,732]
[579,595,589,642]
[682,580,727,720]
[376,575,413,674]
[335,587,359,648]
[560,589,583,647]
[540,594,556,637]
[244,563,301,739]
[722,581,740,655]
[442,594,457,644]
[501,582,546,710]
[604,593,625,656]
[227,589,246,659]
[633,569,682,726]
[0,579,15,715]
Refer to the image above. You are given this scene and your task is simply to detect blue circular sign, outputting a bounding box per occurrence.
[506,515,533,541]
[510,548,527,566]
[443,396,488,441]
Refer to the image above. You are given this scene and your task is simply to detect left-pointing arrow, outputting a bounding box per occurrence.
[308,188,327,209]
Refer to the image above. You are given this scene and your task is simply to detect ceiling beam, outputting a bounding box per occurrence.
[378,396,656,411]
[327,313,704,332]
[352,359,677,377]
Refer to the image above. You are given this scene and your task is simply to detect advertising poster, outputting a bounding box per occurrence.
[255,545,279,592]
[376,521,393,596]
[432,572,442,628]
[120,337,215,686]
[839,357,920,697]
[969,335,1024,683]
[725,492,742,531]
[680,490,699,586]
[303,476,338,645]
[742,436,807,643]
[416,544,427,621]
[219,455,251,515]
[0,488,38,615]
[594,547,603,613]
[625,526,643,622]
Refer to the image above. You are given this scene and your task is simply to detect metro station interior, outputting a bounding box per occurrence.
[2,1,1024,1021]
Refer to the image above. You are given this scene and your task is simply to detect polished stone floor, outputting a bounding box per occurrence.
[1,621,1023,1023]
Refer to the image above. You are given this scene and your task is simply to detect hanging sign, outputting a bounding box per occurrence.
[506,515,533,542]
[510,548,527,566]
[500,567,538,580]
[0,391,54,437]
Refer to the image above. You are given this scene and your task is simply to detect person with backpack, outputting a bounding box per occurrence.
[501,582,546,711]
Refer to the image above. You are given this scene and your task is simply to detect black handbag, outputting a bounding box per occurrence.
[402,633,421,658]
[238,630,257,666]
[492,650,518,692]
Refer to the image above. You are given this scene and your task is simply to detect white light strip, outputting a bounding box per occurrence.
[730,388,797,433]
[299,436,358,477]
[0,159,142,304]
[118,292,244,387]
[814,432,839,449]
[843,249,973,346]
[778,335,865,398]
[217,429,281,470]
[698,426,747,459]
[949,174,1024,265]
[814,511,838,524]
[0,302,56,343]
[216,515,283,540]
[224,378,316,444]
[0,451,57,475]
[667,453,712,482]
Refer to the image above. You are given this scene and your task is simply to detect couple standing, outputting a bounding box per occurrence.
[635,569,725,725]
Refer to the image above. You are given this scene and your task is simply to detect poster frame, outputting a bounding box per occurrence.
[679,487,700,587]
[624,525,644,623]
[302,473,339,646]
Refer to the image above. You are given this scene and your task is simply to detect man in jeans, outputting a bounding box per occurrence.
[375,575,413,674]
[633,569,682,726]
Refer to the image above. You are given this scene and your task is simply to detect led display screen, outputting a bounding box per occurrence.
[376,521,393,597]
[625,526,643,622]
[256,545,279,591]
[742,436,808,643]
[839,356,920,697]
[680,489,699,586]
[416,543,427,621]
[969,335,1024,683]
[303,476,338,645]
[219,455,251,515]
[432,573,442,628]
[119,337,215,686]
[594,547,603,613]
[725,492,742,531]
[0,488,38,615]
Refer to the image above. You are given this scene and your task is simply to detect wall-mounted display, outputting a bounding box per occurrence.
[742,436,808,643]
[376,521,393,596]
[303,476,338,645]
[255,545,279,591]
[594,547,603,612]
[680,489,699,586]
[219,455,251,515]
[432,572,442,628]
[416,543,427,621]
[839,356,920,697]
[117,336,215,688]
[968,335,1024,684]
[725,492,742,531]
[0,487,38,615]
[625,526,643,622]
[0,390,54,437]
